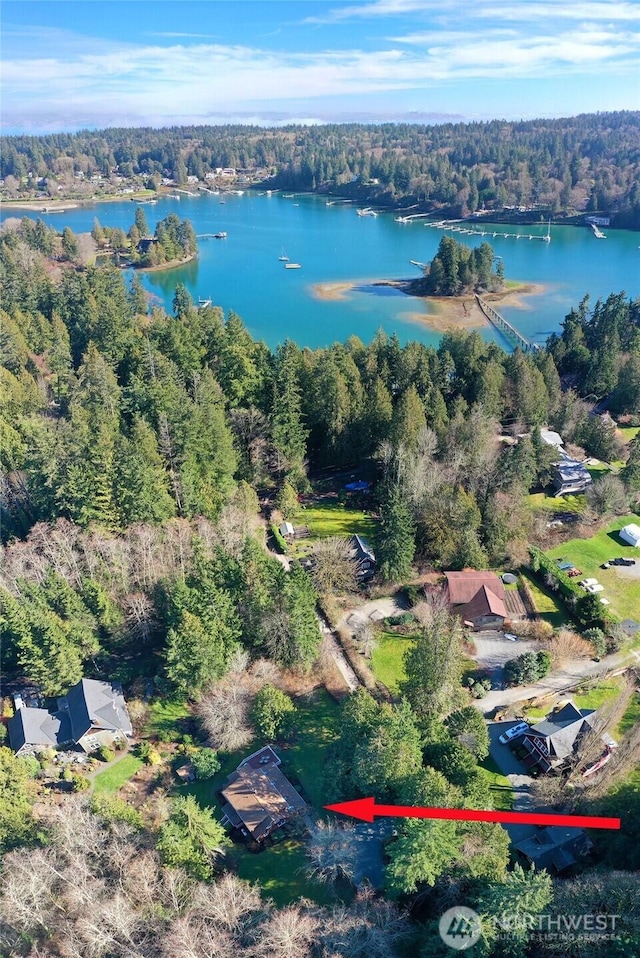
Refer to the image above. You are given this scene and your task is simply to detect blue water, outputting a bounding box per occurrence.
[5,192,639,350]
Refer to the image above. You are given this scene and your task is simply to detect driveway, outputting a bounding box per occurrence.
[488,721,538,846]
[471,631,539,690]
[340,595,408,631]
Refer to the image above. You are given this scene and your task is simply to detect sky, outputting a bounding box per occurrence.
[1,0,639,132]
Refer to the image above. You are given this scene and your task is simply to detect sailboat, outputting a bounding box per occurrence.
[278,249,289,262]
[542,218,551,243]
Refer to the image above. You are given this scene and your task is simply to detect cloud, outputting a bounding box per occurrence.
[305,0,640,23]
[2,5,638,131]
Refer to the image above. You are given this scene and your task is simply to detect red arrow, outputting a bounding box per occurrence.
[324,797,620,830]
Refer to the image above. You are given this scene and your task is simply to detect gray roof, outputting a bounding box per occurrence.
[515,827,592,871]
[525,702,596,761]
[8,707,72,753]
[350,534,375,564]
[65,679,133,740]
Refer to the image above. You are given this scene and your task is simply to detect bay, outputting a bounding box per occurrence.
[5,192,639,350]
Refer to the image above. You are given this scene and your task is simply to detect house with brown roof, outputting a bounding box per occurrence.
[445,571,508,630]
[220,746,306,843]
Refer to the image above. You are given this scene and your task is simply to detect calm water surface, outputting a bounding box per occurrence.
[6,193,639,350]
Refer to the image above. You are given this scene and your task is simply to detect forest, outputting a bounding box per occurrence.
[1,202,640,957]
[2,111,640,225]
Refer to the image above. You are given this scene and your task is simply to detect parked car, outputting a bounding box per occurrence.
[585,583,605,594]
[499,721,529,744]
[503,633,519,641]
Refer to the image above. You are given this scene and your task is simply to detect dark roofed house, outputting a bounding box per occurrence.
[8,708,72,756]
[62,678,133,752]
[552,459,592,496]
[515,826,593,872]
[349,534,376,582]
[7,678,132,756]
[445,571,508,630]
[518,701,597,774]
[137,237,158,253]
[220,746,306,842]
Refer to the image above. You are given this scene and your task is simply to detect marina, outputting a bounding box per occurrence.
[423,218,552,243]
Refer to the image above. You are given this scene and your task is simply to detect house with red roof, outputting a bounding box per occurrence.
[445,571,508,630]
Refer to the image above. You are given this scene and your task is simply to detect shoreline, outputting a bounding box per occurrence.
[131,253,197,273]
[311,277,546,334]
[0,193,156,213]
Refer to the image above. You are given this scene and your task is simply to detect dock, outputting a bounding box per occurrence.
[423,219,551,242]
[476,295,540,352]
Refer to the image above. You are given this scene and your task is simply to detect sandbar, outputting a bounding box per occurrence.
[310,277,545,333]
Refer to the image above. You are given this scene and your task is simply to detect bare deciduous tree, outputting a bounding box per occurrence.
[354,622,378,659]
[310,535,359,596]
[195,682,254,752]
[304,819,357,886]
[253,904,318,958]
[544,629,593,668]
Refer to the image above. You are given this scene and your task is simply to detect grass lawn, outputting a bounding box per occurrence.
[479,755,514,811]
[520,570,571,628]
[370,632,415,692]
[618,426,639,444]
[281,687,340,807]
[521,705,549,721]
[93,753,143,795]
[233,837,336,906]
[293,501,377,553]
[144,698,191,738]
[547,515,640,620]
[528,491,587,515]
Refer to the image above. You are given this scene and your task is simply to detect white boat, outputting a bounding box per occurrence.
[542,219,552,243]
[213,232,227,239]
[278,249,289,261]
[357,207,378,217]
[284,263,301,269]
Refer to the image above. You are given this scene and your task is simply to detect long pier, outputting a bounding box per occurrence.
[424,219,550,242]
[476,295,540,352]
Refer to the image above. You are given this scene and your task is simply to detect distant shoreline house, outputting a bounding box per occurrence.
[445,571,508,630]
[219,746,306,843]
[8,679,133,756]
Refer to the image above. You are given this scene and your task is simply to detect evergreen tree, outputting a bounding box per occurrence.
[377,484,415,582]
[271,341,308,484]
[114,417,176,525]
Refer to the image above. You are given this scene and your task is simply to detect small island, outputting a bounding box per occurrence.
[407,235,504,297]
[312,235,543,334]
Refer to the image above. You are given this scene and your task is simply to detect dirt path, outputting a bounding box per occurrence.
[318,617,360,692]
